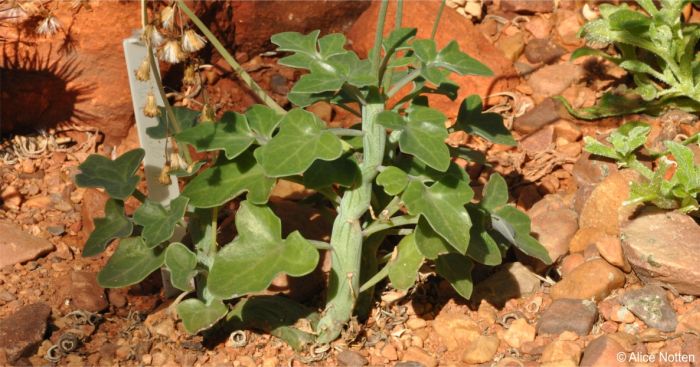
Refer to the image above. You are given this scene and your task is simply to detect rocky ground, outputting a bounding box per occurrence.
[2,1,700,366]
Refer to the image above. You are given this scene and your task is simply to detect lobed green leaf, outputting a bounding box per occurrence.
[75,149,144,200]
[133,196,189,247]
[164,242,198,291]
[83,199,133,257]
[207,201,319,299]
[257,109,343,177]
[182,151,275,208]
[175,112,255,160]
[97,237,165,288]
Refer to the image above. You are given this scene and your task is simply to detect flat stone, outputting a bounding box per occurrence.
[0,303,51,364]
[579,170,639,236]
[677,306,700,334]
[572,152,619,187]
[513,98,566,134]
[471,262,541,308]
[524,38,566,64]
[527,63,584,98]
[462,335,500,364]
[500,0,554,13]
[401,347,436,367]
[579,335,629,367]
[550,259,626,301]
[65,271,108,312]
[337,350,369,366]
[0,221,55,268]
[504,318,536,349]
[521,125,555,154]
[432,312,480,352]
[395,362,425,367]
[620,286,677,332]
[595,235,630,272]
[541,340,582,364]
[530,207,579,262]
[621,210,700,296]
[538,298,598,336]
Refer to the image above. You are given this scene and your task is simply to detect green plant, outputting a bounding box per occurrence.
[76,0,550,347]
[585,121,700,213]
[559,0,700,119]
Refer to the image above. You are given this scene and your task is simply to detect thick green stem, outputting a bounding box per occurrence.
[316,103,385,343]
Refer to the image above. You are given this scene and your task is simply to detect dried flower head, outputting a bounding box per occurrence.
[159,39,186,64]
[159,164,172,185]
[181,29,206,52]
[143,91,160,118]
[182,63,197,86]
[160,5,175,30]
[200,104,217,123]
[36,14,60,36]
[141,24,163,47]
[169,151,186,171]
[135,57,150,81]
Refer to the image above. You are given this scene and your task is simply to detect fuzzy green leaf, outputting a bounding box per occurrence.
[97,237,165,288]
[455,95,516,146]
[83,199,133,257]
[434,41,493,76]
[164,242,197,291]
[609,121,651,157]
[257,109,343,177]
[402,164,473,253]
[413,39,438,63]
[133,196,189,247]
[435,253,474,299]
[292,70,346,94]
[666,141,700,190]
[414,217,452,260]
[583,137,620,160]
[376,111,406,130]
[466,205,502,266]
[303,156,361,189]
[177,299,228,334]
[492,205,552,264]
[75,149,144,200]
[387,234,424,291]
[175,112,255,160]
[245,105,283,139]
[396,106,451,172]
[182,151,275,208]
[376,166,409,195]
[207,201,319,299]
[481,173,509,211]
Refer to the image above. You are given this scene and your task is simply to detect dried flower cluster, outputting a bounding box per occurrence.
[0,0,64,36]
[140,4,207,65]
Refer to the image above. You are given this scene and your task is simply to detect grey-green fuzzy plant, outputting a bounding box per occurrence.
[585,121,700,214]
[559,0,700,119]
[75,0,551,347]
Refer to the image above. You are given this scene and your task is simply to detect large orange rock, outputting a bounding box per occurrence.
[224,1,370,56]
[550,259,626,301]
[346,1,517,118]
[621,210,700,296]
[578,170,640,236]
[1,1,140,140]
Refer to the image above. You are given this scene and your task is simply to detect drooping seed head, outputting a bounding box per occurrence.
[182,29,207,52]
